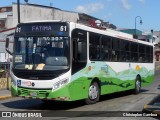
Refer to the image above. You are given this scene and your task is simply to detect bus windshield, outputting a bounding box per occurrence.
[13,36,69,71]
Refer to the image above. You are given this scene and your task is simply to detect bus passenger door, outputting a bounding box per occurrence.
[71,29,87,74]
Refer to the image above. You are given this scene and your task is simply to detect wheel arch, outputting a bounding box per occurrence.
[136,74,141,82]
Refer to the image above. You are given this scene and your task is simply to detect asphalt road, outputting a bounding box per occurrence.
[0,62,160,120]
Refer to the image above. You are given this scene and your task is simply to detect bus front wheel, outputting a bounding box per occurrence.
[85,82,100,104]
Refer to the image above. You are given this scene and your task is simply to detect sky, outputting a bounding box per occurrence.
[0,0,160,32]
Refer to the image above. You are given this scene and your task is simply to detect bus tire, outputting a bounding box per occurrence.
[133,76,141,94]
[85,82,100,104]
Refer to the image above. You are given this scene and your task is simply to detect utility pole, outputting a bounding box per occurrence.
[17,0,20,23]
[135,16,142,35]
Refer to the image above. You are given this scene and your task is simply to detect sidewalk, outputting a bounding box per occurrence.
[0,89,12,100]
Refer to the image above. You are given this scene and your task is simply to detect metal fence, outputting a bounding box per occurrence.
[0,63,10,90]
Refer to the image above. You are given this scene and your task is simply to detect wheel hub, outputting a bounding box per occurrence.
[136,80,141,91]
[89,85,98,100]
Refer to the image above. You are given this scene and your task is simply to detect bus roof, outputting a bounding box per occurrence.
[72,22,153,46]
[19,20,154,46]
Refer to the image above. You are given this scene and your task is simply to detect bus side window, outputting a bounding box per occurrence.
[89,32,101,61]
[112,50,116,61]
[139,44,145,63]
[101,36,112,61]
[120,51,125,61]
[72,29,87,62]
[78,41,87,61]
[139,56,143,62]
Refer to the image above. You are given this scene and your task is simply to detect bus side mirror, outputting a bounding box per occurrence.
[6,38,9,48]
[5,38,13,55]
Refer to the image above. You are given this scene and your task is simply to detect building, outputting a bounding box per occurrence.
[0,6,13,31]
[0,2,116,30]
[118,28,142,35]
[0,3,79,29]
[153,31,160,61]
[153,31,160,44]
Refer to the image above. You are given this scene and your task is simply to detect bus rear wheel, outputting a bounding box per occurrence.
[85,82,100,104]
[133,76,141,94]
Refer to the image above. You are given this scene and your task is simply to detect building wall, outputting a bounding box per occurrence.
[12,3,79,27]
[5,15,13,28]
[0,40,12,62]
[153,31,160,44]
[53,10,78,22]
[13,4,52,26]
[0,12,13,30]
[0,28,14,62]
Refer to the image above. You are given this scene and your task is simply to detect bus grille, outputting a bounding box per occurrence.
[12,69,68,80]
[13,71,56,80]
[18,88,50,98]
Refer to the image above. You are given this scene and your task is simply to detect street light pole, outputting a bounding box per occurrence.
[17,0,20,23]
[135,16,143,35]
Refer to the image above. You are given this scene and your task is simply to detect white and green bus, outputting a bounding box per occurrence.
[6,20,154,104]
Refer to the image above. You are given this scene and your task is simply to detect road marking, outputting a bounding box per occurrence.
[143,104,148,109]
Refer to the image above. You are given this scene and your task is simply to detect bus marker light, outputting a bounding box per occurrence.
[58,97,69,100]
[88,66,92,71]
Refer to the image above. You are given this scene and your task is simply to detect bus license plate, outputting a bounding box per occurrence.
[30,92,37,97]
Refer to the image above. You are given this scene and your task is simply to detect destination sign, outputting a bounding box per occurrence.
[32,26,52,31]
[15,22,69,36]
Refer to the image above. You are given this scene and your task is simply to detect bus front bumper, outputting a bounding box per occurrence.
[11,84,71,101]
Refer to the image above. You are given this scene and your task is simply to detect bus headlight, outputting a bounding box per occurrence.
[52,78,69,91]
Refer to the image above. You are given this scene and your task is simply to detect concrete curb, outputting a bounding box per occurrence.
[0,95,12,100]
